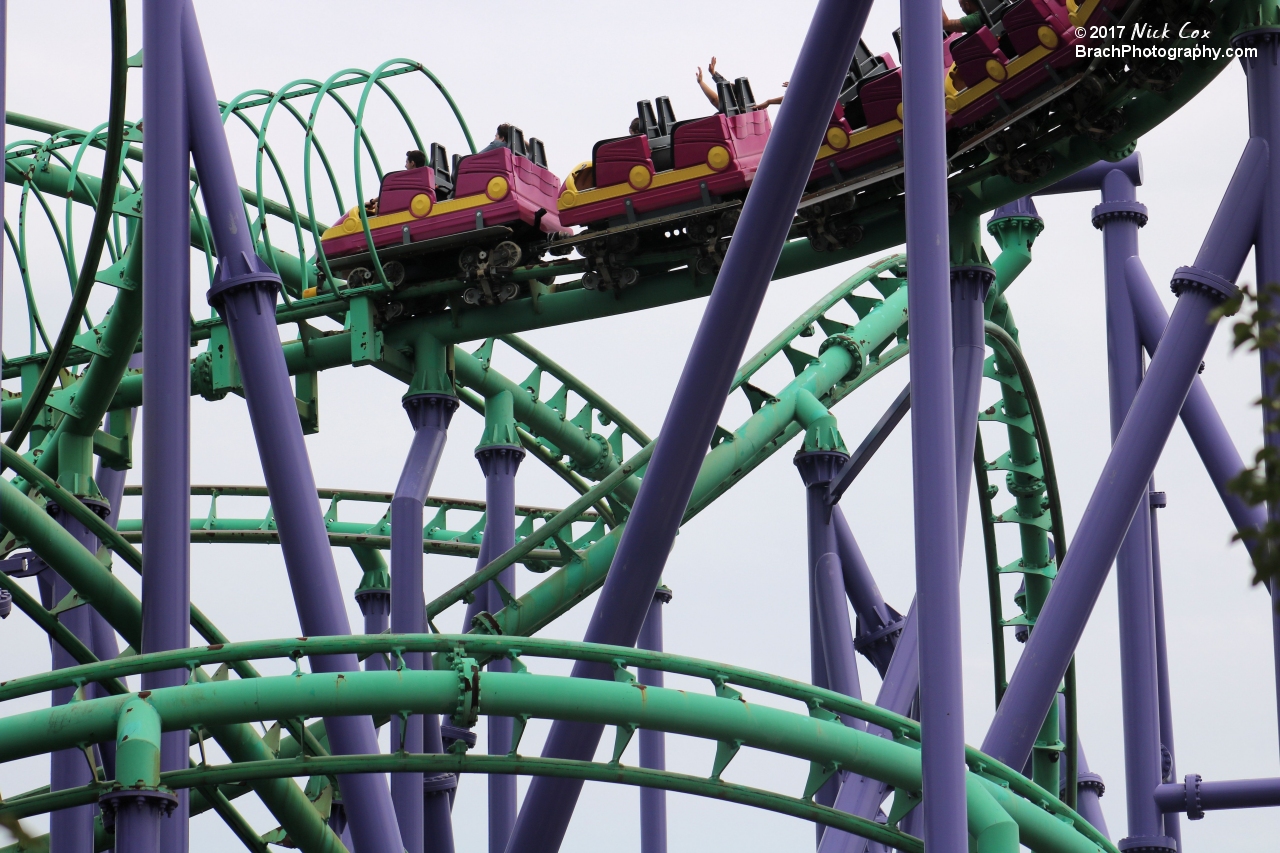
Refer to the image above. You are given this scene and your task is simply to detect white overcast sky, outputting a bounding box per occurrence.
[1,2,1277,851]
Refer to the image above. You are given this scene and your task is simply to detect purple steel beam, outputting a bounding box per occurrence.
[141,2,191,850]
[476,443,523,853]
[180,6,403,852]
[391,394,458,853]
[1035,153,1143,196]
[1125,256,1267,539]
[637,589,670,853]
[1233,27,1280,758]
[1093,167,1168,848]
[1156,775,1280,815]
[89,417,131,779]
[951,266,995,545]
[798,450,861,843]
[821,259,992,850]
[1057,701,1111,838]
[42,508,99,853]
[901,0,965,845]
[831,507,901,677]
[811,550,864,852]
[110,797,166,853]
[1148,489,1180,847]
[504,1,872,848]
[798,452,864,729]
[354,548,391,672]
[982,137,1268,775]
[815,552,864,722]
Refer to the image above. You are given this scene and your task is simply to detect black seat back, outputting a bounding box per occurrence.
[637,100,661,138]
[717,79,742,116]
[977,0,1013,27]
[528,137,547,168]
[508,126,528,159]
[430,142,452,198]
[734,78,756,112]
[840,40,890,104]
[655,96,676,137]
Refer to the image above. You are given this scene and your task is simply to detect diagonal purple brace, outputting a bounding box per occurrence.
[1125,255,1267,542]
[982,137,1269,776]
[503,1,873,849]
[180,5,404,852]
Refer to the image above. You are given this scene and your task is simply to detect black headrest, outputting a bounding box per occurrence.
[637,100,661,139]
[716,79,742,116]
[655,96,676,136]
[508,126,528,158]
[734,77,755,112]
[430,142,450,178]
[976,0,1011,26]
[528,137,547,168]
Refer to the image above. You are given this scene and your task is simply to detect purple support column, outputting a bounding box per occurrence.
[1148,489,1180,847]
[90,424,129,780]
[504,2,871,848]
[830,507,902,677]
[637,589,670,853]
[814,553,864,725]
[353,549,391,672]
[982,137,1268,775]
[141,2,190,851]
[111,798,164,853]
[798,449,856,840]
[1236,24,1280,763]
[1125,256,1267,538]
[798,452,864,728]
[951,266,994,547]
[475,440,523,853]
[391,393,457,853]
[901,0,965,846]
[1093,168,1169,850]
[1057,702,1111,838]
[180,6,403,852]
[45,506,100,853]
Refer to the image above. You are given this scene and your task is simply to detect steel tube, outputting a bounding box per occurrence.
[505,1,872,848]
[42,513,97,853]
[637,591,669,853]
[1094,167,1167,848]
[982,138,1268,772]
[1149,491,1179,846]
[1156,776,1280,814]
[1234,30,1280,757]
[951,267,994,549]
[798,450,856,834]
[901,0,965,845]
[180,6,403,852]
[1057,705,1110,838]
[830,507,900,677]
[1124,255,1267,539]
[142,3,192,851]
[476,444,523,853]
[391,394,458,853]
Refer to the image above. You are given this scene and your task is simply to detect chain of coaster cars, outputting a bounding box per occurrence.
[316,0,1193,313]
